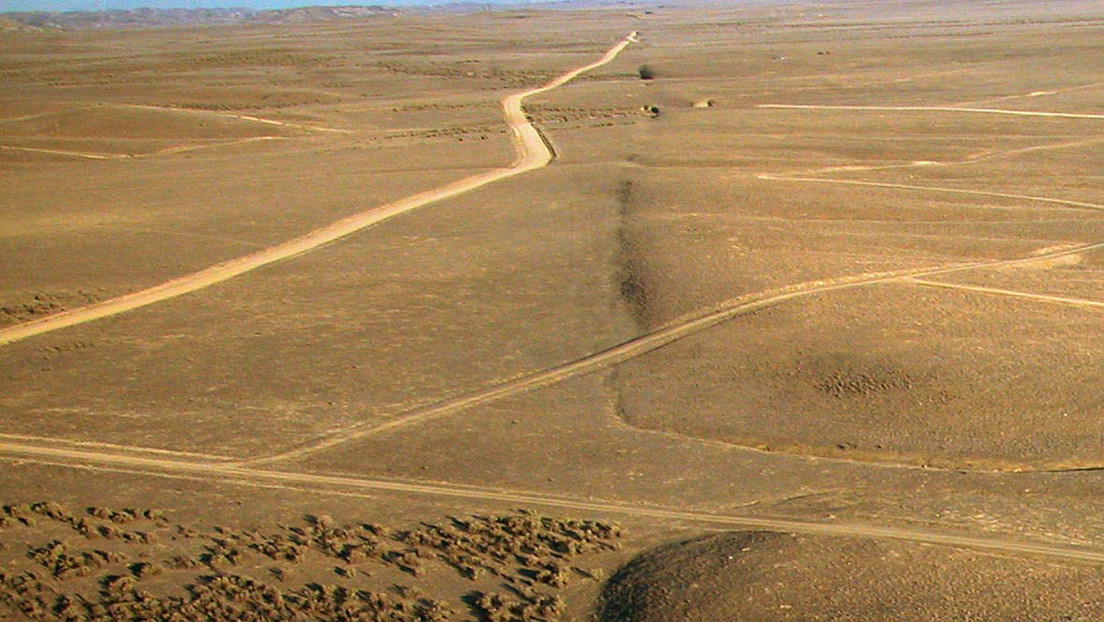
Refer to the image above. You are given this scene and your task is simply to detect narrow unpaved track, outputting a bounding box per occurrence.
[0,432,236,462]
[122,104,352,134]
[757,104,1104,214]
[955,82,1104,108]
[906,278,1104,309]
[3,439,1104,564]
[0,145,118,160]
[778,136,1104,176]
[756,175,1104,213]
[759,103,1104,120]
[245,241,1104,466]
[1,136,286,160]
[0,32,637,347]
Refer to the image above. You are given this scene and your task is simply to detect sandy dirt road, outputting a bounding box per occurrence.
[0,32,637,347]
[3,438,1104,565]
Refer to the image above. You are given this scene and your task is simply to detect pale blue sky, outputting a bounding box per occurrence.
[1,0,495,11]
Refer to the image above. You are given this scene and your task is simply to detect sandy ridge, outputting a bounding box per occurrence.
[0,32,638,347]
[2,439,1104,565]
[243,240,1104,466]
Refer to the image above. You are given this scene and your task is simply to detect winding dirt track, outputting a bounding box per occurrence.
[0,32,637,348]
[6,37,1104,569]
[3,439,1104,564]
[244,240,1104,466]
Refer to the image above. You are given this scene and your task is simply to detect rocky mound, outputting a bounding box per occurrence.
[598,531,1104,621]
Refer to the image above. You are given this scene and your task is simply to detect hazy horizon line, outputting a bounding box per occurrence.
[0,0,563,13]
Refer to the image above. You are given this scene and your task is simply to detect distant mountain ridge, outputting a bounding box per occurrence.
[0,5,399,30]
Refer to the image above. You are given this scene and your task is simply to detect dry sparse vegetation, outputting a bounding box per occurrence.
[0,501,621,621]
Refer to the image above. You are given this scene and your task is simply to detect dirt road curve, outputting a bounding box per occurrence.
[245,240,1104,466]
[0,32,637,347]
[2,439,1104,564]
[759,104,1104,120]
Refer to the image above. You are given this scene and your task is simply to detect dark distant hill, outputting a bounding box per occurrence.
[1,5,398,30]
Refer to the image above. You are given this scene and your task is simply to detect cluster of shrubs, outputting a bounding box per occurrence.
[1,570,452,622]
[244,514,387,568]
[472,590,564,622]
[28,540,125,579]
[0,502,623,621]
[527,104,649,125]
[375,61,553,86]
[400,511,620,584]
[815,369,914,399]
[372,124,503,144]
[1,503,161,544]
[0,290,101,324]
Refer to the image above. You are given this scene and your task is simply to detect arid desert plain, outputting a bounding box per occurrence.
[2,0,1104,619]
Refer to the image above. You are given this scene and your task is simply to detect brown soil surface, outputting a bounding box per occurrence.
[613,282,1104,469]
[4,1,1104,620]
[599,531,1104,621]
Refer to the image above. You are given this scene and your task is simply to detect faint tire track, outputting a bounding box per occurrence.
[759,103,1104,120]
[243,240,1104,467]
[1,136,287,161]
[0,432,235,462]
[755,175,1104,213]
[0,32,638,347]
[781,136,1104,177]
[905,278,1104,309]
[122,104,352,134]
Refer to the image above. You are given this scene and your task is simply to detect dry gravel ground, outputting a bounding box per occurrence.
[3,0,1104,620]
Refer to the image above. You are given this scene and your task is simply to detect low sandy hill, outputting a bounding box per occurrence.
[598,531,1104,621]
